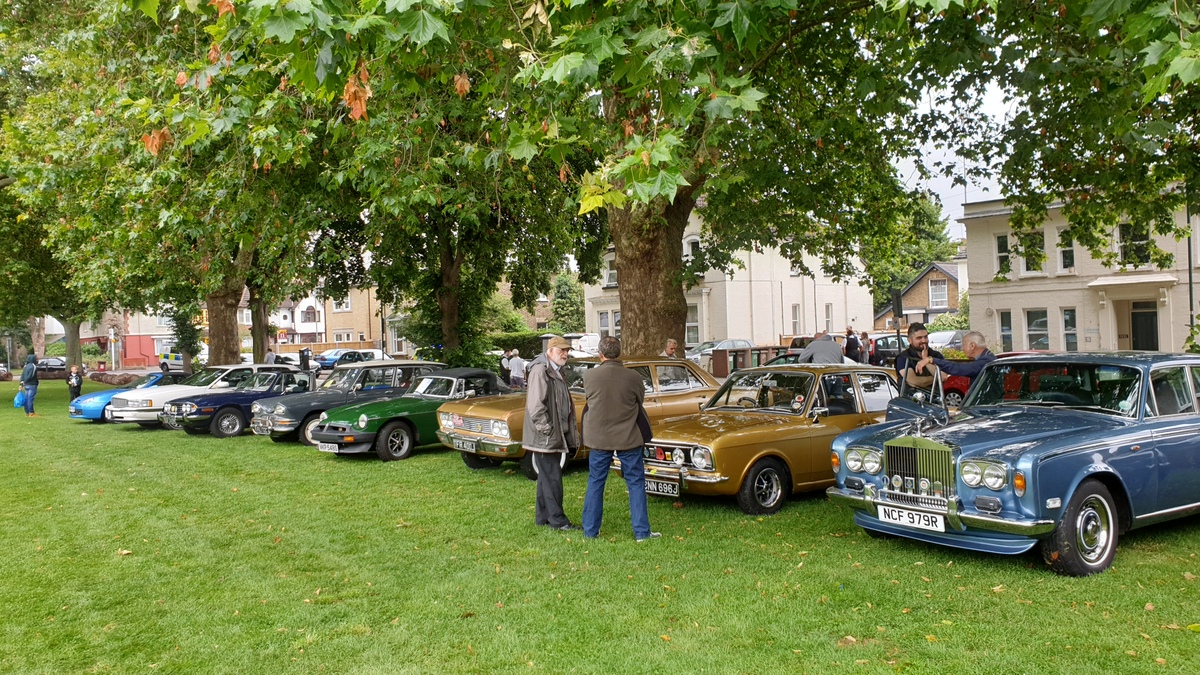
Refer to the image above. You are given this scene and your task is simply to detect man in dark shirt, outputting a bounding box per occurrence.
[842,327,861,362]
[895,323,943,389]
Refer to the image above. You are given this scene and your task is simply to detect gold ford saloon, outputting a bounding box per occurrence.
[435,357,720,478]
[619,364,900,514]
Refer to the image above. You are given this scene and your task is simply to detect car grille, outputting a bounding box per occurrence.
[111,399,128,408]
[881,437,956,509]
[320,423,353,433]
[643,441,692,468]
[454,416,497,434]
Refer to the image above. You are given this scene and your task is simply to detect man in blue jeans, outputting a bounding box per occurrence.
[20,354,39,417]
[580,336,660,541]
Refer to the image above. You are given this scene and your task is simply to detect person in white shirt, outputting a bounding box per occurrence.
[509,349,526,388]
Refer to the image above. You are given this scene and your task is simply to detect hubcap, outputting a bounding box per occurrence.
[946,393,963,408]
[219,414,239,435]
[388,430,409,456]
[1075,495,1112,564]
[303,418,319,443]
[754,468,782,508]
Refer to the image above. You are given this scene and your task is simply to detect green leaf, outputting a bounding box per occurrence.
[540,52,585,84]
[713,1,750,49]
[1083,0,1132,21]
[1166,53,1200,84]
[396,9,450,46]
[507,134,538,161]
[285,0,314,12]
[384,0,422,11]
[263,12,310,43]
[132,0,160,22]
[1142,39,1178,68]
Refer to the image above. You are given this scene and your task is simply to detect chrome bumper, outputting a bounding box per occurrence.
[436,430,522,456]
[827,485,1056,537]
[613,459,730,486]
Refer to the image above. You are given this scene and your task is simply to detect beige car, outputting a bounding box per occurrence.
[435,357,719,478]
[619,363,899,514]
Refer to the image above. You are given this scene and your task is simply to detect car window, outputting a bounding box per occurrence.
[362,367,395,390]
[1191,367,1200,413]
[657,364,703,392]
[1150,367,1195,416]
[857,372,898,412]
[817,373,860,415]
[631,366,654,394]
[222,368,253,386]
[706,370,814,412]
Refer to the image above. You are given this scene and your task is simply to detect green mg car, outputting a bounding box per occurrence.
[309,368,510,461]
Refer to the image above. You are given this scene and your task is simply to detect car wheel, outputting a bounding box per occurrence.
[1040,479,1119,576]
[100,405,112,423]
[298,414,322,446]
[462,451,504,470]
[736,458,789,515]
[162,416,184,431]
[375,421,414,461]
[518,453,538,481]
[210,408,246,438]
[944,390,964,408]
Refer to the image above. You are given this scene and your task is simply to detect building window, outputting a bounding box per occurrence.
[1119,222,1151,267]
[155,314,172,328]
[333,332,352,343]
[928,279,948,309]
[1026,309,1049,350]
[824,303,833,333]
[999,311,1013,352]
[280,313,289,322]
[1058,229,1076,272]
[791,304,801,335]
[358,332,365,342]
[239,309,252,325]
[301,307,319,323]
[613,311,621,338]
[536,320,548,329]
[1021,233,1044,273]
[683,237,700,261]
[605,257,618,287]
[996,234,1010,275]
[686,304,699,346]
[1063,308,1078,352]
[332,297,352,312]
[599,311,610,338]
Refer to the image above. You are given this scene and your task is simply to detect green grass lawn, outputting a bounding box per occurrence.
[3,381,1199,673]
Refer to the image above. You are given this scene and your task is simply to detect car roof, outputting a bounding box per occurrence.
[331,359,445,370]
[424,367,498,379]
[990,351,1200,368]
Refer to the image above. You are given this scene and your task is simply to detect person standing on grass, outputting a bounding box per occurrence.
[20,354,39,417]
[509,349,526,389]
[523,337,580,531]
[67,365,84,402]
[581,336,660,542]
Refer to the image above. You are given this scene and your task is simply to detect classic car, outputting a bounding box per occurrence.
[250,360,445,444]
[109,363,298,429]
[312,348,386,370]
[69,371,189,422]
[435,357,721,478]
[827,352,1200,576]
[163,370,316,438]
[866,332,909,367]
[311,368,510,461]
[619,364,899,514]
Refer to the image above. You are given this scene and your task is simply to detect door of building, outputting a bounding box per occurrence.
[1130,301,1159,351]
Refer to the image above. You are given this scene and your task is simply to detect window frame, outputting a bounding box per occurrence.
[996,234,1010,276]
[1118,221,1152,269]
[1062,308,1078,352]
[1057,228,1076,273]
[928,278,949,309]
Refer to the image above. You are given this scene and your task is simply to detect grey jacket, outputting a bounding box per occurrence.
[795,335,843,364]
[582,359,646,452]
[522,354,578,454]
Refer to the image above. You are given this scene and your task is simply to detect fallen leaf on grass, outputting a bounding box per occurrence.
[461,612,476,619]
[837,635,858,647]
[660,635,671,642]
[925,635,938,643]
[117,549,132,556]
[1183,572,1195,581]
[1188,624,1200,632]
[1126,650,1137,657]
[1157,658,1167,665]
[921,576,930,582]
[991,585,1005,593]
[1145,603,1155,611]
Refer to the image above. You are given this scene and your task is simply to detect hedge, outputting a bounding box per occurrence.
[487,331,552,358]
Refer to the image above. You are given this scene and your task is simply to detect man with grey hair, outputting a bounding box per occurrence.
[659,338,679,358]
[523,337,580,531]
[792,330,843,364]
[581,336,659,541]
[916,330,996,386]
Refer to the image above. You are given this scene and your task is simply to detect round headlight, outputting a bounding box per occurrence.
[357,414,369,429]
[182,403,197,414]
[319,411,328,421]
[691,447,713,471]
[438,412,453,429]
[273,403,287,415]
[672,449,686,466]
[251,402,263,414]
[982,464,1007,490]
[493,421,509,438]
[862,451,882,475]
[961,462,982,487]
[845,449,864,473]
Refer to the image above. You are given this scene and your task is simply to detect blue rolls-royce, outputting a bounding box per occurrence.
[828,352,1200,576]
[162,370,315,438]
[69,372,188,422]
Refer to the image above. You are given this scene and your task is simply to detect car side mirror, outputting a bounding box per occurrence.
[213,380,231,389]
[809,406,829,421]
[355,382,364,391]
[459,389,476,399]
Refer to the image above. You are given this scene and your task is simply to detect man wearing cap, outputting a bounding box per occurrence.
[523,337,581,531]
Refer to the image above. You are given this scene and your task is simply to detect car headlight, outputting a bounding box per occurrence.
[672,449,686,467]
[862,451,882,475]
[162,403,172,413]
[319,411,328,421]
[357,414,369,429]
[691,446,713,471]
[251,402,263,414]
[181,403,197,414]
[845,449,864,473]
[493,420,509,438]
[960,461,982,487]
[136,399,153,408]
[273,403,287,415]
[982,463,1007,490]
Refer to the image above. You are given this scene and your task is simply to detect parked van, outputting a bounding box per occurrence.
[564,333,600,355]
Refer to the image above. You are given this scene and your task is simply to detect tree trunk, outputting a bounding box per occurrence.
[609,190,697,356]
[248,285,270,363]
[206,289,242,366]
[59,318,83,369]
[28,317,45,358]
[437,239,464,355]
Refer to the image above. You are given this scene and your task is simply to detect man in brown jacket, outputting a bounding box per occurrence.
[580,336,660,541]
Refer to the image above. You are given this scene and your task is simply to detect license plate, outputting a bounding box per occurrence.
[877,505,945,532]
[452,438,477,452]
[645,478,680,497]
[317,442,339,453]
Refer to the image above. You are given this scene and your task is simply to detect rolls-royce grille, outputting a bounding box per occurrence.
[882,438,956,508]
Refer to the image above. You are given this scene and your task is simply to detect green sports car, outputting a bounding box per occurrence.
[309,367,511,461]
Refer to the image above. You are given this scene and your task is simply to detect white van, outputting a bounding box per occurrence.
[564,333,600,355]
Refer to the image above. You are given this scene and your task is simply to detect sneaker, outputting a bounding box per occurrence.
[556,524,582,531]
[26,413,39,418]
[636,532,662,542]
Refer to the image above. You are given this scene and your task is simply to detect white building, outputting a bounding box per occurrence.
[583,216,876,347]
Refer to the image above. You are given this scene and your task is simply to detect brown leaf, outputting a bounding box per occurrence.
[453,73,471,98]
[1184,572,1196,581]
[117,549,132,556]
[659,635,671,642]
[210,0,235,18]
[343,60,372,121]
[1145,603,1155,612]
[175,71,188,87]
[640,151,650,167]
[208,43,221,65]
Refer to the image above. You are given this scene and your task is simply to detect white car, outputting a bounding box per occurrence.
[109,363,298,429]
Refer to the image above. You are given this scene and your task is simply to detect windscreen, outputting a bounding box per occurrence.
[965,361,1141,416]
[705,370,815,413]
[179,368,225,387]
[321,368,358,390]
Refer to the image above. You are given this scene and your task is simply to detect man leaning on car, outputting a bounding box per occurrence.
[917,331,996,386]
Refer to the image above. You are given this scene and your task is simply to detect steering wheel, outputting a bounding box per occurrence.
[737,396,759,408]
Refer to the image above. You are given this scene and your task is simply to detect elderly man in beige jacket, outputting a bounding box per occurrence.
[580,336,660,541]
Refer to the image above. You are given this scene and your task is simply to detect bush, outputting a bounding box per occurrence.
[488,331,549,359]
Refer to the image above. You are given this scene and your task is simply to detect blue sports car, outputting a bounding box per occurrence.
[68,372,188,422]
[162,369,315,438]
[828,352,1200,576]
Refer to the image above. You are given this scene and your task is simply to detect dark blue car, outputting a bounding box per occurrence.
[163,370,315,438]
[828,352,1200,576]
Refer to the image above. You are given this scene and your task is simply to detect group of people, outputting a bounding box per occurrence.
[896,322,995,389]
[790,326,870,364]
[521,335,660,542]
[16,356,83,418]
[499,349,526,389]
